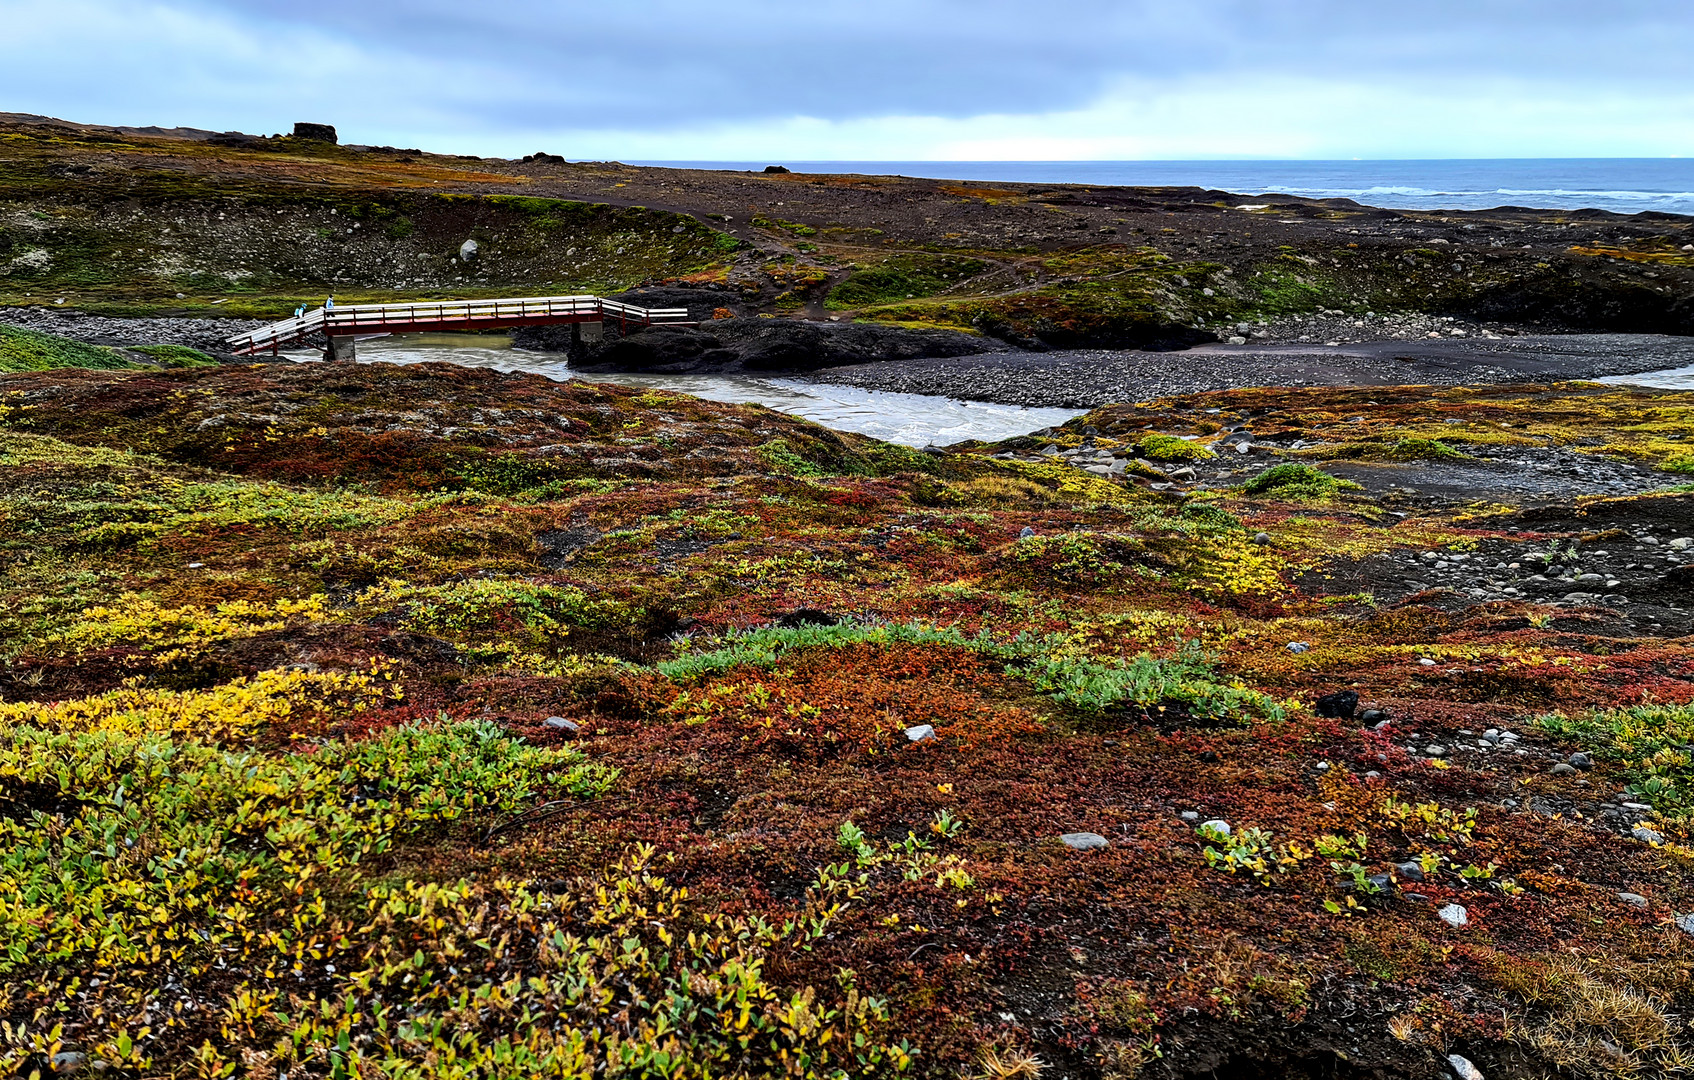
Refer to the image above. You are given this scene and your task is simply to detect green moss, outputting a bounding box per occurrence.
[1315,438,1469,463]
[756,438,826,477]
[1239,463,1361,499]
[130,344,218,368]
[1138,434,1216,462]
[751,214,816,237]
[0,325,137,372]
[1179,500,1242,530]
[826,254,987,309]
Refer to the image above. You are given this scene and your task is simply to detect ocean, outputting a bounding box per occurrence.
[633,159,1694,217]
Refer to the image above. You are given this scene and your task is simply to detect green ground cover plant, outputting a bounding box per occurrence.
[0,325,136,372]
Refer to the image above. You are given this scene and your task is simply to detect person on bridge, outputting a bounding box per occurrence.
[294,304,306,319]
[325,295,335,313]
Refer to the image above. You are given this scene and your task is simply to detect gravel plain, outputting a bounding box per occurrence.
[806,332,1694,409]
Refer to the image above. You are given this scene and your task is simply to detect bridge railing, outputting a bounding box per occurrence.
[226,294,691,355]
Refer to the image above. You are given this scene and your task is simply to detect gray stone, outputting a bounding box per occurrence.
[1179,811,1200,822]
[1569,752,1594,770]
[1549,762,1578,776]
[1201,819,1231,837]
[1252,531,1272,545]
[1632,826,1665,844]
[1019,526,1036,538]
[1286,642,1310,653]
[903,724,936,742]
[50,1052,87,1075]
[1677,913,1694,936]
[1396,861,1426,882]
[1425,745,1447,757]
[1437,903,1469,928]
[543,716,580,733]
[459,238,480,262]
[1448,1054,1484,1080]
[1061,832,1109,850]
[1618,892,1649,909]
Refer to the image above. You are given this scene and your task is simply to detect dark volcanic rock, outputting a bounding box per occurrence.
[1314,690,1360,719]
[292,122,337,143]
[516,315,994,374]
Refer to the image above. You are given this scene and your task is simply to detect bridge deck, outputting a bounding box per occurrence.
[226,294,690,356]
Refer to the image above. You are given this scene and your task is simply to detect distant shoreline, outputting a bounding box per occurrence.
[630,158,1694,216]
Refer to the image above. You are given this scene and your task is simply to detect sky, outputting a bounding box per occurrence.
[2,0,1692,160]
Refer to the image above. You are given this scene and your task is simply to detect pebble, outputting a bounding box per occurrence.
[1061,832,1109,850]
[1179,811,1200,822]
[1252,531,1272,545]
[1677,913,1694,936]
[1396,861,1426,882]
[1425,745,1447,756]
[1359,709,1388,724]
[1568,752,1593,769]
[903,724,936,742]
[1019,526,1035,538]
[1618,892,1649,909]
[1418,658,1437,666]
[1632,826,1665,844]
[542,716,580,733]
[1286,642,1310,653]
[1437,903,1469,928]
[1448,1054,1484,1080]
[1201,819,1231,836]
[1549,762,1578,776]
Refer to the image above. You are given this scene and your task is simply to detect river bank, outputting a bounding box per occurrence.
[7,304,1694,414]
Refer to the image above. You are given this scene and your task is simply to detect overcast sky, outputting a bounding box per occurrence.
[3,0,1691,159]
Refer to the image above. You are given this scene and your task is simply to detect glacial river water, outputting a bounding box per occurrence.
[1599,366,1694,392]
[291,335,1081,447]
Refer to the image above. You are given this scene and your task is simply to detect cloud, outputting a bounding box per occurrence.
[1,0,1690,157]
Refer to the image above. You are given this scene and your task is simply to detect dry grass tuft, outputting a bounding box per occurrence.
[1505,956,1689,1079]
[976,1046,1047,1079]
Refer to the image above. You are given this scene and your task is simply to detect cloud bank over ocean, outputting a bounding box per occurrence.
[3,0,1691,158]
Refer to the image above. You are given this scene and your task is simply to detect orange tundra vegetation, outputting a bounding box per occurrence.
[0,360,1693,1079]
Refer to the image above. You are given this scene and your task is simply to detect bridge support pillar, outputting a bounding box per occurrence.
[325,336,357,363]
[577,320,603,343]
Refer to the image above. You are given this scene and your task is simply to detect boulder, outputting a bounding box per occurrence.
[292,122,337,143]
[1314,690,1360,719]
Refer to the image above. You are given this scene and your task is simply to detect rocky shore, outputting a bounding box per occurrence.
[0,305,262,355]
[808,332,1694,409]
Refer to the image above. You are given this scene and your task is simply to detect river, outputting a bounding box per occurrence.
[292,335,1081,447]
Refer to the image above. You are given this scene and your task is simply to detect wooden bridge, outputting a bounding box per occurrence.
[226,294,691,359]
